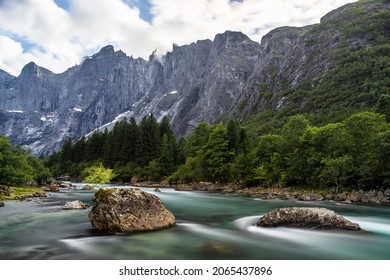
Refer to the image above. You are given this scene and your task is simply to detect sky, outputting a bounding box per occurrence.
[0,0,357,76]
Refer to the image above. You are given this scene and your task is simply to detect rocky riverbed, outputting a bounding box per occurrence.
[133,181,390,206]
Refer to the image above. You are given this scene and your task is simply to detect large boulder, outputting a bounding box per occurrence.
[88,188,176,232]
[257,207,361,231]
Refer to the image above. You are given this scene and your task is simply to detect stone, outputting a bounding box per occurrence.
[154,188,161,192]
[174,184,194,191]
[56,175,71,181]
[159,180,170,187]
[0,185,10,196]
[27,180,38,187]
[384,189,390,198]
[266,193,276,200]
[45,183,60,192]
[324,194,334,200]
[361,193,371,203]
[60,182,73,189]
[63,200,89,210]
[44,178,60,192]
[284,194,296,200]
[257,207,361,231]
[88,188,176,232]
[334,193,347,201]
[346,191,362,202]
[298,194,324,201]
[0,201,4,207]
[130,176,138,185]
[82,185,95,190]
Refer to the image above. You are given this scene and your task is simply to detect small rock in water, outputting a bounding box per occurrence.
[0,201,4,207]
[298,194,324,201]
[63,200,89,210]
[82,185,95,190]
[257,207,361,231]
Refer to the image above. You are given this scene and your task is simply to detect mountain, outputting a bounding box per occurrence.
[0,0,388,155]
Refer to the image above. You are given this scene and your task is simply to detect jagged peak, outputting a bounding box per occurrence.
[21,61,38,72]
[19,62,53,78]
[213,30,251,45]
[97,45,115,56]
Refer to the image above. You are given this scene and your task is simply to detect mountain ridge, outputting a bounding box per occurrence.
[0,0,388,155]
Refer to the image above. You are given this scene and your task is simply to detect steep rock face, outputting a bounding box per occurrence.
[0,0,387,155]
[0,31,261,154]
[0,69,14,88]
[236,0,389,119]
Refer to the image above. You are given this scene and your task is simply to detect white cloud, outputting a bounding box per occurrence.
[0,0,356,76]
[0,35,35,74]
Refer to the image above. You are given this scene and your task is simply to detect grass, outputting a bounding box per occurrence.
[0,186,46,201]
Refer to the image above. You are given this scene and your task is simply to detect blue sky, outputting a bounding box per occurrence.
[0,0,356,76]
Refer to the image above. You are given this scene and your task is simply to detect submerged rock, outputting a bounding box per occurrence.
[257,207,361,231]
[63,200,89,210]
[88,188,176,232]
[0,201,4,207]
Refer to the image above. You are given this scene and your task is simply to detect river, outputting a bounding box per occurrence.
[1,184,389,260]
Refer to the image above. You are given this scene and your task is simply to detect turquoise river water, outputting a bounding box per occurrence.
[0,184,389,260]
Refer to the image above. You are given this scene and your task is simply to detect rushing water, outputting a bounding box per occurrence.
[0,184,389,260]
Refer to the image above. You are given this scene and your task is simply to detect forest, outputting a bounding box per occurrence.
[42,111,390,193]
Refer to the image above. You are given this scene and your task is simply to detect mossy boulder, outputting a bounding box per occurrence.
[82,184,95,190]
[88,188,176,232]
[257,207,361,231]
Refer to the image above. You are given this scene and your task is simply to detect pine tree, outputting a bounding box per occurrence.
[137,115,161,166]
[202,124,231,182]
[159,134,175,177]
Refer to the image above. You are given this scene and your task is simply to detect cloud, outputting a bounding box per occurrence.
[0,35,35,74]
[0,0,356,76]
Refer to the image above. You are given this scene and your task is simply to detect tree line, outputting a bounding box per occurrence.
[0,135,49,186]
[46,111,390,192]
[47,115,182,182]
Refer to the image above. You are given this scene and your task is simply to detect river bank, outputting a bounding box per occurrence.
[132,181,390,206]
[1,178,389,207]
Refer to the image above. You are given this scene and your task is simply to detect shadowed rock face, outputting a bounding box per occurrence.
[257,207,361,231]
[88,188,176,232]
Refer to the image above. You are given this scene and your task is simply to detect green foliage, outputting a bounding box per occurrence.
[83,163,116,184]
[47,115,178,182]
[0,136,32,186]
[0,135,50,186]
[0,186,45,201]
[47,105,389,192]
[376,94,390,121]
[319,155,354,193]
[203,124,232,182]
